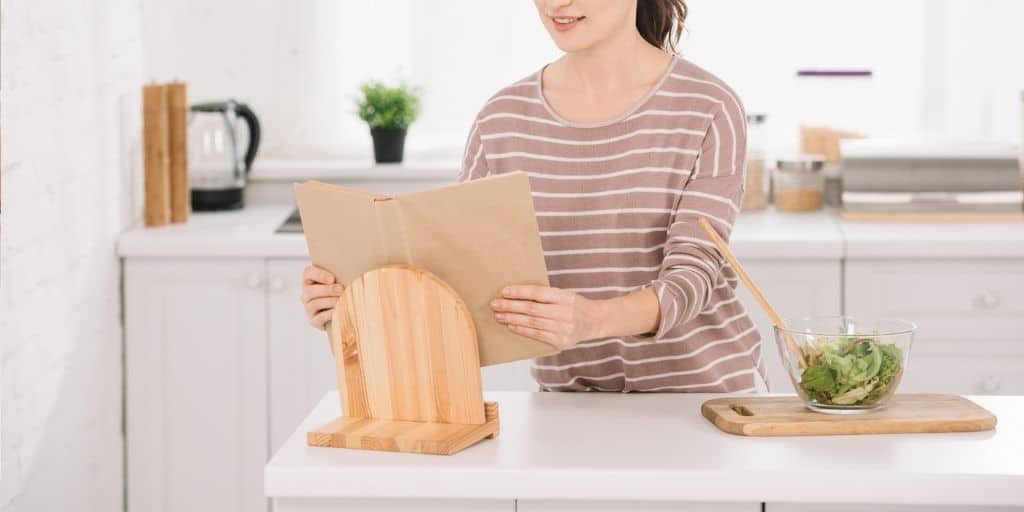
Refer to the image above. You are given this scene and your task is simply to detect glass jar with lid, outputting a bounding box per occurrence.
[741,113,768,212]
[773,155,825,212]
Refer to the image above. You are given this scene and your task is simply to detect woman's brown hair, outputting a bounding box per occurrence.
[636,0,687,53]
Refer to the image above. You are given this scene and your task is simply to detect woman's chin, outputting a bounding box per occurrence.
[549,34,599,53]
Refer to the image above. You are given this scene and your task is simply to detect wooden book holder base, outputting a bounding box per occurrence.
[307,264,499,455]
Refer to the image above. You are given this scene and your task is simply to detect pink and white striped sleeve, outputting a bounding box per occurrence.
[457,120,488,183]
[637,103,748,341]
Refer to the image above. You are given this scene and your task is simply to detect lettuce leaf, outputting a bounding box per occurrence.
[800,365,836,394]
[797,336,904,407]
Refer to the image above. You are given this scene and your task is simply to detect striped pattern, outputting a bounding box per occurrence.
[458,55,764,393]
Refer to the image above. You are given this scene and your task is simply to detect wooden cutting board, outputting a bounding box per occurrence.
[702,394,997,436]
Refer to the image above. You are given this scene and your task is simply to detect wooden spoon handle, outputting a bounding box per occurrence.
[697,218,808,369]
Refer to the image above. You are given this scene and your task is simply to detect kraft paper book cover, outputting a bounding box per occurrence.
[295,171,557,366]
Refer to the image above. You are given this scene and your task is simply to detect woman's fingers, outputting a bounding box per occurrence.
[302,265,336,285]
[500,285,572,304]
[310,308,333,330]
[505,323,561,347]
[300,265,341,330]
[490,298,565,320]
[494,312,566,334]
[304,296,339,317]
[301,283,344,303]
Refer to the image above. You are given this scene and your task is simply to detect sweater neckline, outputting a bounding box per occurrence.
[535,53,680,129]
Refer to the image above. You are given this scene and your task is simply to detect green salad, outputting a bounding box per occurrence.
[797,336,904,406]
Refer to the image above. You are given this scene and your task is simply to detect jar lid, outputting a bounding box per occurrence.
[747,113,767,124]
[776,154,825,173]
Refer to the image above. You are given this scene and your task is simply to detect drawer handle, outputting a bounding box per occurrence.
[974,291,1001,310]
[269,276,286,293]
[246,272,264,290]
[978,376,1001,394]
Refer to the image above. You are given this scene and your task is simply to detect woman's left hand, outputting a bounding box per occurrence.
[490,285,605,350]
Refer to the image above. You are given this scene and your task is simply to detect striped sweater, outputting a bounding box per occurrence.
[457,55,764,393]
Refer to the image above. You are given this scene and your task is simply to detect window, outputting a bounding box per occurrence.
[153,0,1019,160]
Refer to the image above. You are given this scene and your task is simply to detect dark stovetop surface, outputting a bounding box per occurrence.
[275,207,303,234]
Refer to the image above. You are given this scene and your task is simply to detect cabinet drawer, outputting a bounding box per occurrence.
[899,352,1024,395]
[845,261,1024,345]
[768,503,1022,511]
[518,501,757,512]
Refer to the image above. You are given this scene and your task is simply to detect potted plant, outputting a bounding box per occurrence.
[356,80,422,163]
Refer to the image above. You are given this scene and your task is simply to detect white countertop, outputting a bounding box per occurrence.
[117,205,304,258]
[116,205,845,259]
[265,391,1024,506]
[116,203,1024,260]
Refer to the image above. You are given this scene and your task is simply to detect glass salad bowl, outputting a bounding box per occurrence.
[774,316,916,414]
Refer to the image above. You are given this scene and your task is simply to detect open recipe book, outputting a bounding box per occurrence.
[294,171,558,366]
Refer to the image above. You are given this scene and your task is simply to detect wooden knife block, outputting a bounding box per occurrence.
[306,264,499,455]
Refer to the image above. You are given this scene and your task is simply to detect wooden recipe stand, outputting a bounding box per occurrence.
[306,264,499,455]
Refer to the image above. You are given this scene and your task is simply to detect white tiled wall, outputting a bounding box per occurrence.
[0,0,144,510]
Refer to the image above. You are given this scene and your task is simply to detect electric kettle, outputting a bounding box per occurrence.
[188,100,261,211]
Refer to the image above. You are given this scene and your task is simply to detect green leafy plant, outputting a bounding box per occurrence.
[797,335,904,406]
[356,80,422,130]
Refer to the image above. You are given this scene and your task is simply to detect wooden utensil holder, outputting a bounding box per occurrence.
[307,264,499,455]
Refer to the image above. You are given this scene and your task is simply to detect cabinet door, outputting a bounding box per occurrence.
[125,259,267,512]
[267,259,338,451]
[767,504,1022,511]
[845,260,1024,395]
[734,260,842,393]
[517,501,758,512]
[273,498,514,512]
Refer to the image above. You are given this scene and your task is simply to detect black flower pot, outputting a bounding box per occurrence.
[370,127,407,163]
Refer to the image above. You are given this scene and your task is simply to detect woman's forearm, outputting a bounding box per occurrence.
[592,287,661,339]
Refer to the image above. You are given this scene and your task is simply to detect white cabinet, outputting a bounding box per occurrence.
[767,504,1023,511]
[125,259,268,512]
[845,260,1024,395]
[266,259,337,451]
[517,501,758,511]
[273,498,514,512]
[734,260,842,392]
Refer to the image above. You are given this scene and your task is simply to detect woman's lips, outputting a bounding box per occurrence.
[552,15,585,32]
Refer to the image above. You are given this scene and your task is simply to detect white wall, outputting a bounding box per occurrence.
[928,0,1024,142]
[683,0,929,151]
[140,0,1023,162]
[0,0,144,510]
[140,0,561,159]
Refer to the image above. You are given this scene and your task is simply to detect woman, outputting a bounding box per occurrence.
[301,0,765,393]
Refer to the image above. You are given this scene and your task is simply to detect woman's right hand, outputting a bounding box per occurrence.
[301,265,344,330]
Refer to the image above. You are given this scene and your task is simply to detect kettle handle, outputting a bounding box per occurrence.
[234,103,261,172]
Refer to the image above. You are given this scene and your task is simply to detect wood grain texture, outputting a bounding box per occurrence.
[316,265,494,456]
[331,264,485,424]
[307,401,500,456]
[330,299,370,418]
[702,394,997,437]
[166,82,189,223]
[142,84,171,227]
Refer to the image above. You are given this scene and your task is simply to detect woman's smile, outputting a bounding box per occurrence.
[552,15,586,32]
